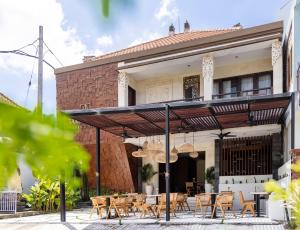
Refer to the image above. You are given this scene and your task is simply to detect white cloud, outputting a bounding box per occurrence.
[0,0,88,80]
[155,0,179,22]
[0,0,90,114]
[129,32,162,47]
[96,35,113,46]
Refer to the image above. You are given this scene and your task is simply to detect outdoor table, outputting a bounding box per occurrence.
[146,194,161,205]
[250,192,268,217]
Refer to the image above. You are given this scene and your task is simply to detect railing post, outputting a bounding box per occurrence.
[165,104,170,222]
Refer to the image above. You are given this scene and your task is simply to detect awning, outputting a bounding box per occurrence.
[65,93,291,138]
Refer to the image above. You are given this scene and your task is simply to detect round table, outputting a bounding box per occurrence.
[250,192,268,217]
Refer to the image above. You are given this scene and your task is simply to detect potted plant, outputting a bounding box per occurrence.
[205,166,215,192]
[141,163,157,195]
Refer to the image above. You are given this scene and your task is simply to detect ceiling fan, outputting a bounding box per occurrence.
[121,127,131,140]
[211,129,237,139]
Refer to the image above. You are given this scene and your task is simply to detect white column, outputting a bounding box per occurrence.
[118,72,128,107]
[202,55,214,100]
[272,40,283,94]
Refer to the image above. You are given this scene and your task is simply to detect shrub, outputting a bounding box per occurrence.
[23,176,80,211]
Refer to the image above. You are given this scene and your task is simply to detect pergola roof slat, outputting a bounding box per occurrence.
[64,93,292,138]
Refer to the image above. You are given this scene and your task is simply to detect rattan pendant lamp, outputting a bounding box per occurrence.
[132,137,148,157]
[189,132,198,158]
[178,133,194,153]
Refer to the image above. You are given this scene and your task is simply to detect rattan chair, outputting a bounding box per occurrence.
[185,182,194,196]
[90,196,106,219]
[107,196,129,219]
[211,193,236,218]
[176,193,190,211]
[194,193,211,218]
[155,193,178,218]
[239,191,255,217]
[132,193,155,217]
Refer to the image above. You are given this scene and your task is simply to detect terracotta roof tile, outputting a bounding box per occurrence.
[0,92,20,107]
[92,28,241,61]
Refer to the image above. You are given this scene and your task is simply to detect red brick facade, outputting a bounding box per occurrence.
[56,63,136,192]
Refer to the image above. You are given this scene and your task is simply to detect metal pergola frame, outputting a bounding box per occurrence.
[60,92,293,222]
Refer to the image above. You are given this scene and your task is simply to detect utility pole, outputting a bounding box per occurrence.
[38,25,43,110]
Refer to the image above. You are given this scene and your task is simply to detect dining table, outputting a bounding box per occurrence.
[146,194,161,205]
[250,191,268,217]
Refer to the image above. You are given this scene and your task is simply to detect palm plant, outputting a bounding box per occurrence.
[141,163,157,185]
[205,166,215,185]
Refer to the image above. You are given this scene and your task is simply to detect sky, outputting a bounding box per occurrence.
[0,0,292,114]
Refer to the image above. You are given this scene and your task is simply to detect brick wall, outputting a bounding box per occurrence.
[56,63,136,192]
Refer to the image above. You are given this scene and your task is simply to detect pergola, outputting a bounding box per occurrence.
[63,92,293,221]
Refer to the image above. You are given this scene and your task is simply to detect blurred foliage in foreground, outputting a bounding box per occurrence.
[265,161,300,228]
[23,176,80,211]
[0,102,90,189]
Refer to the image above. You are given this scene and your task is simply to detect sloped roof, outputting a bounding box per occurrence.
[91,28,240,62]
[55,21,283,74]
[0,92,20,107]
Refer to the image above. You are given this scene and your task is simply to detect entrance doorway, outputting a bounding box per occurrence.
[158,152,205,194]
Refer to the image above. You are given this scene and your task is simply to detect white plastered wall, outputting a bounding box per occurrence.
[133,58,272,104]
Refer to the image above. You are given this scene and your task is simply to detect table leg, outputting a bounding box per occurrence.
[106,197,111,219]
[255,194,260,217]
[155,196,159,205]
[211,194,217,218]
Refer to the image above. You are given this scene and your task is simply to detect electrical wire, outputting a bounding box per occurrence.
[24,46,39,106]
[0,50,55,69]
[43,41,63,66]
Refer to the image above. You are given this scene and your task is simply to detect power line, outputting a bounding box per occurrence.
[43,41,63,66]
[0,50,55,69]
[25,46,39,106]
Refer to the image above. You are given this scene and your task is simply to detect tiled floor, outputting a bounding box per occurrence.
[0,197,285,230]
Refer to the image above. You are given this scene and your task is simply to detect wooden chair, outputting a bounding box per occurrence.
[194,193,211,218]
[185,182,194,196]
[220,191,234,210]
[132,194,155,217]
[107,196,129,219]
[90,196,106,219]
[239,191,255,217]
[155,193,177,218]
[176,193,190,211]
[211,193,236,218]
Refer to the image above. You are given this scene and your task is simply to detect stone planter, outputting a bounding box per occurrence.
[145,184,153,195]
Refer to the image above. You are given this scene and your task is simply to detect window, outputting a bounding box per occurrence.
[183,75,200,100]
[241,77,253,96]
[258,75,271,95]
[213,71,272,99]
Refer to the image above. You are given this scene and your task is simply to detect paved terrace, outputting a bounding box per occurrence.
[0,198,286,230]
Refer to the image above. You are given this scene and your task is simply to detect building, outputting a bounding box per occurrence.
[0,92,35,193]
[55,20,294,210]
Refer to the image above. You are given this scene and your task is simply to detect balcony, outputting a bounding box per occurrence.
[212,87,273,100]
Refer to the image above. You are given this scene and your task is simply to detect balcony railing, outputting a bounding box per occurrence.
[147,97,204,105]
[212,87,273,99]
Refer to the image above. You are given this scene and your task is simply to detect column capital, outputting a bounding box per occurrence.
[202,55,214,80]
[118,72,128,88]
[272,40,282,66]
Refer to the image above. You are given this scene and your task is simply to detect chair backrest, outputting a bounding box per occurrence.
[219,194,233,204]
[195,193,211,205]
[176,193,184,202]
[186,182,193,189]
[239,191,245,205]
[91,196,106,207]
